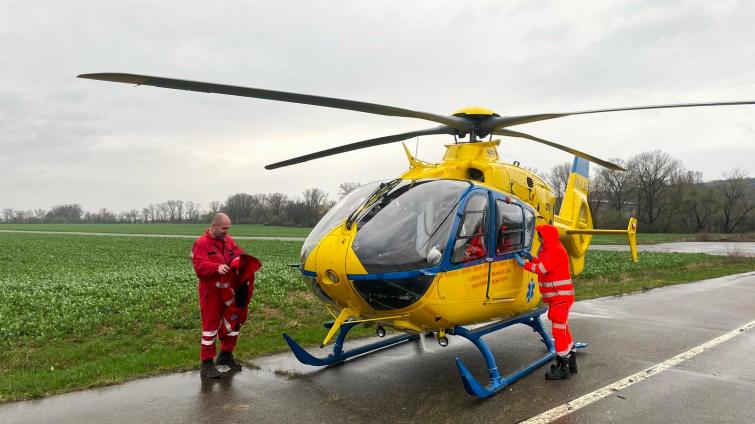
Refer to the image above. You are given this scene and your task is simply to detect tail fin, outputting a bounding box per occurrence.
[555,156,639,275]
[554,157,593,274]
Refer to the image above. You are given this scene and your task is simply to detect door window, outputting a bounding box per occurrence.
[451,194,489,264]
[495,200,525,255]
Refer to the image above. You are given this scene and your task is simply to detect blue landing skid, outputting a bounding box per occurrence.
[282,321,419,367]
[453,308,588,399]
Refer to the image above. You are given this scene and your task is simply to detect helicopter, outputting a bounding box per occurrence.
[79,73,755,398]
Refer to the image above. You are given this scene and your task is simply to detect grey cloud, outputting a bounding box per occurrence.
[1,0,754,211]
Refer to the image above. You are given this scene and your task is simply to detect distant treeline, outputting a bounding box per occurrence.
[548,150,754,233]
[1,184,361,228]
[2,151,753,233]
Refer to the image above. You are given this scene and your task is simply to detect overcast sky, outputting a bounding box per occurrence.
[2,0,754,212]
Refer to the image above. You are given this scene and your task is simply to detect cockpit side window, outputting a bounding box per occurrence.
[451,194,489,264]
[522,208,535,249]
[495,200,525,255]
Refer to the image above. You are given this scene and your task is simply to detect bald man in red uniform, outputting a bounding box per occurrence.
[192,213,259,379]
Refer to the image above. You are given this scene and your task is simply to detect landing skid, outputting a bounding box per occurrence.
[282,321,419,367]
[282,308,586,399]
[453,307,587,399]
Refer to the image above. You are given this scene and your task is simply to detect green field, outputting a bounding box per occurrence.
[0,233,330,401]
[0,223,312,237]
[0,232,753,402]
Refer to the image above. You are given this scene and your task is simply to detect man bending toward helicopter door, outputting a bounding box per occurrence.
[191,213,262,379]
[514,224,577,380]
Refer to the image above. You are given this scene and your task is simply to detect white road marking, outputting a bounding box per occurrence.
[520,319,755,424]
[568,312,616,319]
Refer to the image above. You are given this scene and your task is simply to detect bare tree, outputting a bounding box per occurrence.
[716,169,754,233]
[184,201,201,222]
[205,201,223,222]
[33,209,47,222]
[265,193,288,224]
[156,202,169,222]
[177,200,185,222]
[126,209,140,223]
[586,175,605,226]
[13,210,33,223]
[596,158,634,213]
[165,200,179,222]
[207,201,222,215]
[96,208,117,223]
[301,188,329,226]
[338,182,361,199]
[224,193,257,223]
[303,188,328,210]
[46,204,84,223]
[672,171,716,232]
[2,208,14,223]
[546,162,570,212]
[284,199,308,226]
[627,150,683,230]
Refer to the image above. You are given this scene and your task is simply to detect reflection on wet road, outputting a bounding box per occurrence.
[1,272,754,423]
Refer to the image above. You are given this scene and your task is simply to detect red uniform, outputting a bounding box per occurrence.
[191,230,260,362]
[463,234,487,262]
[523,224,575,357]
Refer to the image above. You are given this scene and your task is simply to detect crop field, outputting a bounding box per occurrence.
[0,223,312,237]
[0,232,330,401]
[1,232,754,401]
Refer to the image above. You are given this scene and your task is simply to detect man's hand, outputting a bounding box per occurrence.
[513,253,526,267]
[521,251,534,261]
[218,264,230,275]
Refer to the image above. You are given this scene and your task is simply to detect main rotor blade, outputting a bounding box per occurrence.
[265,126,455,169]
[78,73,470,131]
[493,129,626,171]
[485,101,755,131]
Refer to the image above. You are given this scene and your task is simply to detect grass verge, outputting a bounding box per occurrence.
[0,233,753,402]
[575,250,755,300]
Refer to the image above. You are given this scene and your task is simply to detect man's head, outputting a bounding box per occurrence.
[209,213,232,239]
[535,224,560,247]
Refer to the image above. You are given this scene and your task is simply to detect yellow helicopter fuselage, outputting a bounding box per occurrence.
[300,140,607,337]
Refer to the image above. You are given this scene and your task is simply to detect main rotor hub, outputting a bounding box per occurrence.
[452,107,500,140]
[452,106,499,117]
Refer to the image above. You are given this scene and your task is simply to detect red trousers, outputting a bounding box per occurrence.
[548,299,574,357]
[198,281,252,361]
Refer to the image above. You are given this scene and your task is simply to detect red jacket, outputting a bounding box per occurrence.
[523,224,574,303]
[221,253,262,307]
[191,230,245,285]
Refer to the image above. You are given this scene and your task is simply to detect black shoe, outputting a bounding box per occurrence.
[568,350,578,374]
[200,360,222,379]
[545,355,571,380]
[550,349,578,374]
[216,351,242,371]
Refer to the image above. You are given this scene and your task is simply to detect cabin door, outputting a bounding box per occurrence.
[486,197,531,302]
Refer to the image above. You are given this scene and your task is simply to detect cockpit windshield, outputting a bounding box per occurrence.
[300,180,385,264]
[352,179,471,273]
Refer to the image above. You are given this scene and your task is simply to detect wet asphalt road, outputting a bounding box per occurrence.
[590,241,755,256]
[2,271,753,424]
